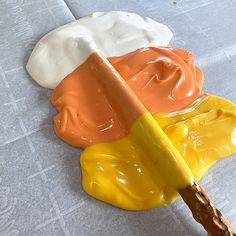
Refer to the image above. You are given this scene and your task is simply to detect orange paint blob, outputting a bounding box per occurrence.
[109,47,203,114]
[51,47,203,148]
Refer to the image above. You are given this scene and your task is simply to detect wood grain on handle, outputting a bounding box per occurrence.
[179,181,236,236]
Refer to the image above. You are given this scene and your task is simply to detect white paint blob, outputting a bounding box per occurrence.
[27,11,172,89]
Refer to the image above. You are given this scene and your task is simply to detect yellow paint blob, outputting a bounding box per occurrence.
[80,94,236,210]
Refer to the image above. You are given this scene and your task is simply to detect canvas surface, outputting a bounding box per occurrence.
[0,0,235,235]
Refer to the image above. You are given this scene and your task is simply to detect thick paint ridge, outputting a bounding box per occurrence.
[26,11,172,88]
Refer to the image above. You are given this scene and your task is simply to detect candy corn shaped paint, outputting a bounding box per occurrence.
[27,11,236,211]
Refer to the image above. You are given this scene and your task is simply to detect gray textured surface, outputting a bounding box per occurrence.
[0,0,235,235]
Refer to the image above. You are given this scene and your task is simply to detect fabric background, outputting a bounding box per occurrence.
[0,0,235,235]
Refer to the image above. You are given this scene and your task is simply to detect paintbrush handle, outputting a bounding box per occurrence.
[90,52,235,234]
[179,181,236,236]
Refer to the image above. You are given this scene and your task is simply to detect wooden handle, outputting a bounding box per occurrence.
[179,181,236,236]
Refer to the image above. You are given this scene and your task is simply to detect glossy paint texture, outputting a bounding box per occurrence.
[26,11,172,89]
[51,52,146,148]
[109,47,203,113]
[52,47,203,148]
[81,94,236,210]
[51,47,236,211]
